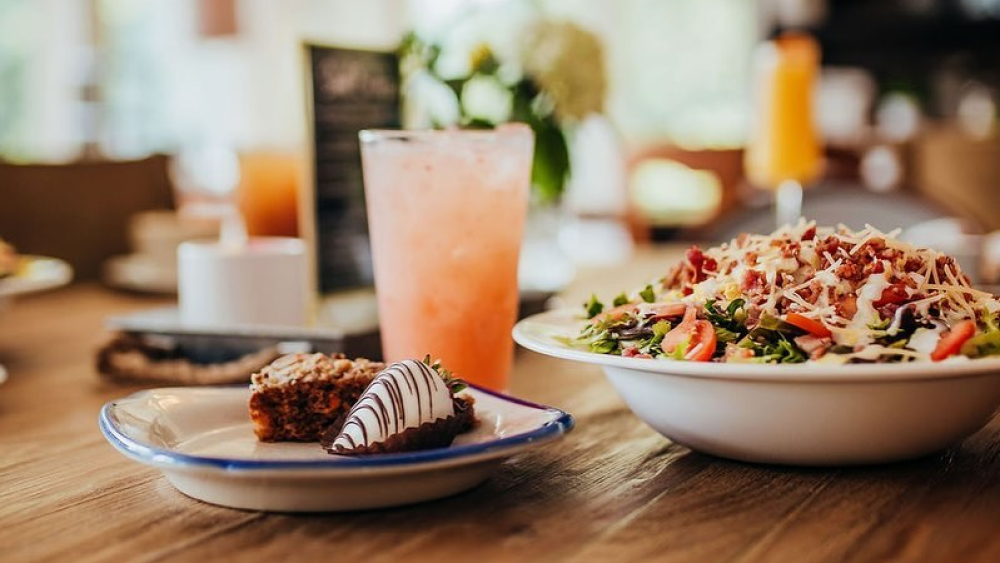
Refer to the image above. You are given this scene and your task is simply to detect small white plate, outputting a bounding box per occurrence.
[0,256,73,298]
[103,254,178,294]
[100,386,573,512]
[514,309,1000,466]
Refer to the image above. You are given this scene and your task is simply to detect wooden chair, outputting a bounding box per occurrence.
[0,155,175,281]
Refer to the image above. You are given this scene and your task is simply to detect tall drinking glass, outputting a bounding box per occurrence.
[359,125,534,391]
[745,32,822,228]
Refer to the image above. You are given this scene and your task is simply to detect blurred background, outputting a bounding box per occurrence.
[2,0,1000,291]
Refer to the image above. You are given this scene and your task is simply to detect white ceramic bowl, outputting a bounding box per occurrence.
[514,309,1000,466]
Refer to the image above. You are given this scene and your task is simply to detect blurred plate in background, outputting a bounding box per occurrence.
[0,256,73,298]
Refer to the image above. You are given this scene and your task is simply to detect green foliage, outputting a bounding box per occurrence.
[588,338,618,354]
[401,35,571,205]
[705,299,748,352]
[705,299,747,334]
[741,336,808,364]
[962,310,1000,358]
[422,354,467,392]
[584,295,604,319]
[740,314,808,363]
[714,326,742,344]
[527,110,570,205]
[640,320,673,356]
[639,284,656,303]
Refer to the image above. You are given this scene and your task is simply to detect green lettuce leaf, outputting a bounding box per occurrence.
[962,310,1000,358]
[584,295,604,319]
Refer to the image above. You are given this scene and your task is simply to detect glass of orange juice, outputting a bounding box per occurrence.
[359,125,534,391]
[744,32,822,228]
[237,152,301,238]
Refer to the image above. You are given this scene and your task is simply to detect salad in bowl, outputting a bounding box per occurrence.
[512,222,1000,465]
[577,221,999,365]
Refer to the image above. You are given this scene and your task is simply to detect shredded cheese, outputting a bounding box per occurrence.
[652,219,998,355]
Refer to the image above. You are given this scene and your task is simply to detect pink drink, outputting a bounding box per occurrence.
[360,125,534,390]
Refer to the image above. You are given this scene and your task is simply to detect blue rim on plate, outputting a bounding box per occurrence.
[98,384,574,472]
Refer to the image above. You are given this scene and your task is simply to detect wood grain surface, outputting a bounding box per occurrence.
[2,258,1000,563]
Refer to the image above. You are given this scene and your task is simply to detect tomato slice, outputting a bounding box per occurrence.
[931,320,976,361]
[785,313,832,338]
[661,307,717,361]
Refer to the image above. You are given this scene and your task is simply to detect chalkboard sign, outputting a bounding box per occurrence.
[303,44,400,295]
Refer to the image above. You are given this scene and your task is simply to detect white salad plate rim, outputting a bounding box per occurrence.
[513,309,1000,383]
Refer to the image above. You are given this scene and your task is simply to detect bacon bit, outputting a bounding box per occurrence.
[780,241,800,258]
[902,256,923,273]
[936,256,973,286]
[661,262,683,289]
[796,281,823,304]
[794,334,832,359]
[936,256,958,284]
[879,248,901,262]
[877,302,902,322]
[802,225,817,240]
[816,235,846,268]
[742,269,766,293]
[663,246,711,289]
[838,295,858,319]
[854,238,887,256]
[744,251,758,266]
[835,261,864,282]
[686,247,705,270]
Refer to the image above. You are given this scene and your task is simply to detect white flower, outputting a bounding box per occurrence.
[432,1,539,80]
[433,19,483,80]
[406,69,461,127]
[461,74,512,124]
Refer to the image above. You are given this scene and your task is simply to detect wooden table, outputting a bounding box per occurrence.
[4,255,1000,563]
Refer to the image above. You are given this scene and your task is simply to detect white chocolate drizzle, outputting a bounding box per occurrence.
[331,359,454,451]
